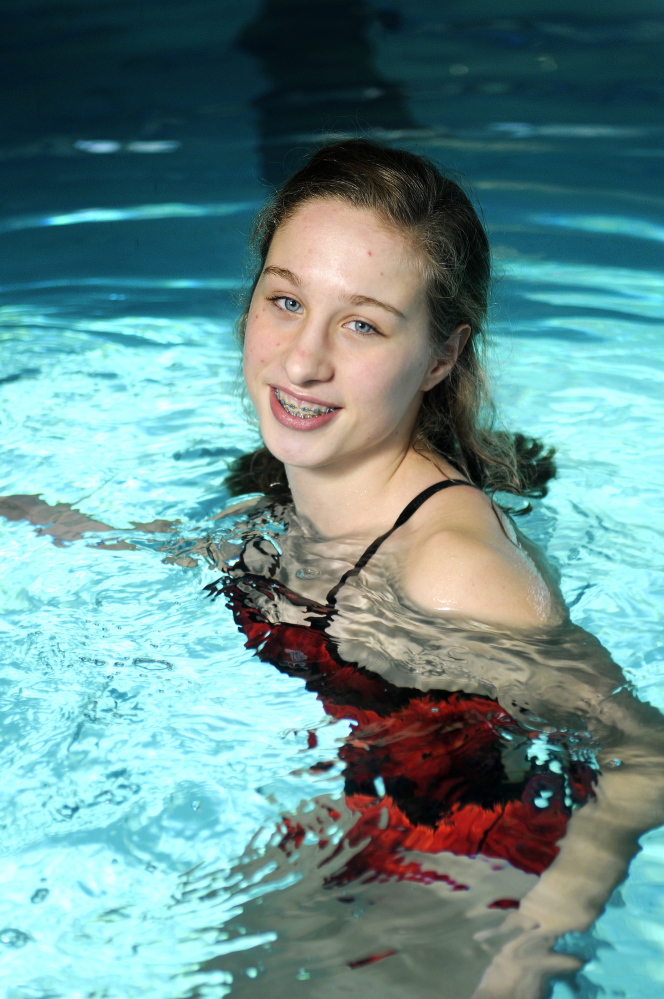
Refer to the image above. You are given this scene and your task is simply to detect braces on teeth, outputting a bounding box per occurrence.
[275,388,335,418]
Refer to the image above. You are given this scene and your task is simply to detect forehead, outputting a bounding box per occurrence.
[267,198,421,283]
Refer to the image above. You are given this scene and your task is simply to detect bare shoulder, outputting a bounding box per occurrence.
[397,484,562,629]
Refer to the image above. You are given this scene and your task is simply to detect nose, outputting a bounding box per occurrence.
[282,316,334,386]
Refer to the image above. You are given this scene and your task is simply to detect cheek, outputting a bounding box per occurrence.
[353,358,422,414]
[244,316,280,373]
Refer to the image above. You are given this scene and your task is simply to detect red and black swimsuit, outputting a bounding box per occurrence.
[206,481,596,889]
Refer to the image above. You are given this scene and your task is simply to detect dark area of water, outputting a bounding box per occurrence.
[2,1,664,188]
[1,0,663,316]
[3,2,664,146]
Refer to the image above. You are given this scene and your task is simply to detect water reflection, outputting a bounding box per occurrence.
[237,0,420,184]
[530,213,664,243]
[0,201,255,235]
[181,498,663,997]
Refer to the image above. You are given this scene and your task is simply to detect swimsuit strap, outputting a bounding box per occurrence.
[325,479,471,606]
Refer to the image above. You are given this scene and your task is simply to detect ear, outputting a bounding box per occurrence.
[419,324,471,392]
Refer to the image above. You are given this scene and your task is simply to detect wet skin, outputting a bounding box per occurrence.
[242,198,553,630]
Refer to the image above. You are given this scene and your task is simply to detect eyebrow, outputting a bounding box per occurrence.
[262,266,405,319]
[349,294,405,319]
[262,265,301,286]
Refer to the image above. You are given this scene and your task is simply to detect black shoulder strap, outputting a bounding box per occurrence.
[325,479,471,606]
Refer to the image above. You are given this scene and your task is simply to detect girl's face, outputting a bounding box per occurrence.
[243,198,453,476]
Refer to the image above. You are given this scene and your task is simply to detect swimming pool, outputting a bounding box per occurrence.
[1,3,664,996]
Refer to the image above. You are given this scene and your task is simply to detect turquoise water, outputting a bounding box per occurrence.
[1,3,664,996]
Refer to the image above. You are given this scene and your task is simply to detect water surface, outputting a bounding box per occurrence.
[1,2,664,996]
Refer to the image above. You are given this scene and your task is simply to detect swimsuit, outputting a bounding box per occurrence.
[206,480,596,889]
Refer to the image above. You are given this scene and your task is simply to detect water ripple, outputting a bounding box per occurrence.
[0,202,256,234]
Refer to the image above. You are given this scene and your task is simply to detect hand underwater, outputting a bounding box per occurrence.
[470,911,581,999]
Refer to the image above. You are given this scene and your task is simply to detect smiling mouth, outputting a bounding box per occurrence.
[274,387,339,419]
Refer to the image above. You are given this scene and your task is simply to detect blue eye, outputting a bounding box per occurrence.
[349,320,375,335]
[268,295,302,314]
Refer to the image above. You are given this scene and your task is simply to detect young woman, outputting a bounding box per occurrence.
[227,139,557,632]
[2,140,664,997]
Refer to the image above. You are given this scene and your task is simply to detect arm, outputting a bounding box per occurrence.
[398,488,664,995]
[211,496,264,520]
[0,494,252,568]
[471,689,664,998]
[0,494,175,545]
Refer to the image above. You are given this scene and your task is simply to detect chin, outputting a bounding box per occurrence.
[262,433,329,470]
[257,405,338,469]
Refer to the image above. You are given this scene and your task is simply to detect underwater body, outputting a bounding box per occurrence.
[1,1,664,996]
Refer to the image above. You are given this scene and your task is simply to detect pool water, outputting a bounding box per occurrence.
[1,2,664,996]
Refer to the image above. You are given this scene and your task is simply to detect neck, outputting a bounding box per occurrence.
[285,444,441,539]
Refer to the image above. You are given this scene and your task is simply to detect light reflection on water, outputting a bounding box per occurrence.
[0,201,256,234]
[530,213,664,242]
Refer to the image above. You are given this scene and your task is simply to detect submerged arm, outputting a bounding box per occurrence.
[472,689,664,998]
[0,493,257,568]
[0,494,174,545]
